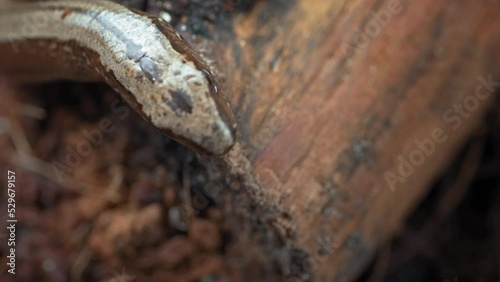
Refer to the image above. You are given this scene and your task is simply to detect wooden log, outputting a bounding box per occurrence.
[212,0,500,280]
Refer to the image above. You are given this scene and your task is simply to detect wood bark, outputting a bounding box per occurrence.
[211,0,500,280]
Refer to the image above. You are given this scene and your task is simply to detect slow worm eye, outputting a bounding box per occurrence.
[202,68,219,94]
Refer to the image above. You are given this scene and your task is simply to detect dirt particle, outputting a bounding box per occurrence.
[188,219,221,251]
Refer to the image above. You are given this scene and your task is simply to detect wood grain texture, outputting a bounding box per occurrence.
[212,0,500,280]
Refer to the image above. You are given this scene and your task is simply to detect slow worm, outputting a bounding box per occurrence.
[0,0,237,155]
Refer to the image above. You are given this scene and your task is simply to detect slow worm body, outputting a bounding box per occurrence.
[0,0,236,155]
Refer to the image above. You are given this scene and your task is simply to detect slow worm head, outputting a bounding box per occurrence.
[0,0,237,155]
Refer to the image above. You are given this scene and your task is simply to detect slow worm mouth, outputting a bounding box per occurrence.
[0,0,237,155]
[156,119,235,156]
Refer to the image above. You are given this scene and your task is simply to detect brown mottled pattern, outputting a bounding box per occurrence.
[131,8,237,135]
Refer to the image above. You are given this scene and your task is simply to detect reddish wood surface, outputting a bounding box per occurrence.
[216,0,500,280]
